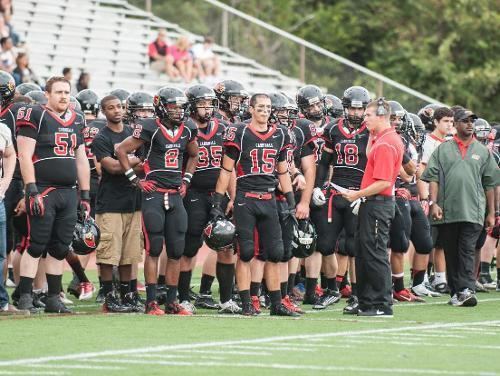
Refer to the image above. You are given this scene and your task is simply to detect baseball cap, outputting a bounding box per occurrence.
[454,108,478,122]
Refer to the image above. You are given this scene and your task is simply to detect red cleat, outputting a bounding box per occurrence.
[282,295,305,314]
[315,285,324,297]
[164,302,193,315]
[340,285,352,298]
[393,288,425,303]
[145,301,165,315]
[251,295,261,314]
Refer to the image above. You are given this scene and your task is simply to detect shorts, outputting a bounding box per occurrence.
[96,211,143,266]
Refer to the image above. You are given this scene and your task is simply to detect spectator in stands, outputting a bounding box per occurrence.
[170,35,194,83]
[0,36,16,72]
[148,28,178,79]
[12,52,39,86]
[63,67,77,95]
[76,72,90,92]
[192,36,220,83]
[0,12,17,46]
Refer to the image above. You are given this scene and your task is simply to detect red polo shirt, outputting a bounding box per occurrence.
[361,127,404,196]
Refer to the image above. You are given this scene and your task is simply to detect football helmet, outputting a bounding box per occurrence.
[214,80,248,118]
[25,90,47,105]
[474,118,491,142]
[72,216,100,256]
[408,112,426,149]
[296,85,325,121]
[324,94,343,119]
[418,103,441,131]
[203,218,236,252]
[76,89,100,117]
[341,86,370,127]
[291,219,317,258]
[16,82,41,96]
[269,92,290,126]
[0,71,15,108]
[126,91,154,121]
[388,100,406,129]
[154,87,188,125]
[186,84,218,122]
[110,88,130,106]
[69,96,81,111]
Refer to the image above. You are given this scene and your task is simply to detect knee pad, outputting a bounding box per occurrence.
[27,243,45,258]
[166,245,184,261]
[267,244,284,263]
[183,234,202,258]
[238,239,255,263]
[48,244,70,261]
[317,236,335,256]
[146,233,164,258]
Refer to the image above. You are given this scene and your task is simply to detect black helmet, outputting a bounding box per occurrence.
[16,82,41,96]
[474,118,491,141]
[324,94,343,119]
[0,71,15,108]
[269,92,289,126]
[69,96,81,111]
[76,89,100,117]
[341,86,371,127]
[126,91,154,121]
[291,219,317,258]
[296,85,325,121]
[153,87,188,125]
[388,100,407,129]
[418,103,441,131]
[408,113,426,148]
[186,84,218,122]
[203,218,236,251]
[72,216,100,256]
[214,80,248,117]
[281,92,300,121]
[110,88,130,106]
[25,90,47,105]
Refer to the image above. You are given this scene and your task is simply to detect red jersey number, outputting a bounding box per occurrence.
[249,148,277,174]
[164,149,179,168]
[54,133,77,157]
[198,145,223,169]
[334,143,359,166]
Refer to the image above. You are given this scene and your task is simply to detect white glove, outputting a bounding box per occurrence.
[350,197,365,215]
[312,187,326,206]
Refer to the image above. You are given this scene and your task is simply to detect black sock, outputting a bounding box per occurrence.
[102,280,113,296]
[67,258,89,283]
[250,281,261,296]
[239,289,251,305]
[8,267,14,281]
[178,271,192,302]
[129,279,137,293]
[327,278,337,291]
[412,270,426,286]
[46,274,62,297]
[320,272,327,289]
[392,276,405,292]
[305,277,317,297]
[351,282,357,297]
[261,279,268,294]
[287,273,296,295]
[145,283,156,303]
[98,276,103,288]
[280,282,288,298]
[427,262,433,276]
[157,275,166,286]
[340,273,349,289]
[300,265,306,279]
[480,262,491,277]
[18,276,33,295]
[166,285,177,304]
[497,268,500,282]
[269,290,281,307]
[216,262,234,304]
[199,274,214,295]
[120,282,130,299]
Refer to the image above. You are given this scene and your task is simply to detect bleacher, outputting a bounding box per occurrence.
[12,0,303,96]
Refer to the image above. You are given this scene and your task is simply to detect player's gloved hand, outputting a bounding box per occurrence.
[79,190,91,220]
[179,172,192,198]
[350,197,365,216]
[25,183,45,217]
[210,192,225,220]
[395,188,411,201]
[138,179,157,193]
[281,191,297,220]
[312,187,326,207]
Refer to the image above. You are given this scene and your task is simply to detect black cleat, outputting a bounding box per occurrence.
[303,293,322,307]
[33,291,46,308]
[314,289,341,309]
[270,303,300,317]
[102,292,135,313]
[67,276,81,298]
[241,302,259,316]
[44,295,72,314]
[194,294,219,310]
[17,293,40,314]
[343,295,359,315]
[189,287,200,301]
[156,285,167,305]
[95,286,105,303]
[457,289,478,307]
[122,292,145,312]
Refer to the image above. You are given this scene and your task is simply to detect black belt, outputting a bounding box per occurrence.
[365,195,395,202]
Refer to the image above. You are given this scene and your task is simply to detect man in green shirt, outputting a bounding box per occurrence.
[421,108,499,307]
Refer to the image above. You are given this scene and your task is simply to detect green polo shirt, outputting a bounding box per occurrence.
[421,138,500,226]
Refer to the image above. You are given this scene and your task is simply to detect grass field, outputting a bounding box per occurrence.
[1,270,500,376]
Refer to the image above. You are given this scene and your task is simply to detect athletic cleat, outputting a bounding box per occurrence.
[478,275,496,290]
[315,285,324,297]
[44,295,72,314]
[393,288,426,302]
[457,288,477,307]
[475,280,489,293]
[164,302,193,315]
[241,302,259,316]
[251,295,261,314]
[497,282,500,292]
[218,300,242,314]
[179,300,196,314]
[343,295,359,315]
[67,277,81,298]
[314,289,341,309]
[122,292,144,313]
[432,282,450,294]
[145,301,164,315]
[411,283,442,297]
[189,287,200,301]
[95,287,105,303]
[79,282,94,301]
[270,303,300,317]
[5,278,16,288]
[448,294,459,306]
[340,285,352,298]
[103,292,135,313]
[33,291,46,308]
[282,295,305,314]
[59,292,74,305]
[17,294,40,314]
[194,294,219,310]
[156,286,167,305]
[292,283,305,301]
[358,307,393,317]
[259,294,271,309]
[303,293,322,307]
[132,291,146,306]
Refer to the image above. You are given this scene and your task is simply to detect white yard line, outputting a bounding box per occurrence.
[131,354,227,360]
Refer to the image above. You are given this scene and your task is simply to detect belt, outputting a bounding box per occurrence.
[365,195,395,202]
[244,192,273,200]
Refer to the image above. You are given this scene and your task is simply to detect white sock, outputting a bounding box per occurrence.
[434,272,447,285]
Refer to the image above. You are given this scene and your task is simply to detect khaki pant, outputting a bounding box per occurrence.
[95,211,143,266]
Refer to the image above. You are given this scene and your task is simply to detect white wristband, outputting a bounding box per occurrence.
[125,168,137,182]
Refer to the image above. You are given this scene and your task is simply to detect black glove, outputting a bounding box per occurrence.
[25,183,44,217]
[79,190,91,220]
[210,192,225,220]
[282,191,296,220]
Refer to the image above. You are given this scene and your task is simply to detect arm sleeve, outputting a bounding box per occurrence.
[223,125,241,161]
[16,105,39,140]
[132,120,153,143]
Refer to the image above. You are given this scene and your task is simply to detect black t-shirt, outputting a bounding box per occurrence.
[83,118,106,180]
[91,125,142,214]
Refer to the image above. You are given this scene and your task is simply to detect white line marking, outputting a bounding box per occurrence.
[28,364,124,370]
[229,345,315,352]
[0,372,66,375]
[344,339,500,351]
[131,354,227,361]
[173,349,271,356]
[1,320,499,367]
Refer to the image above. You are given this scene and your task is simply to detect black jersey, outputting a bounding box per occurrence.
[299,116,331,163]
[322,118,369,190]
[289,118,317,167]
[215,111,240,125]
[133,118,197,189]
[397,140,419,196]
[0,102,24,179]
[224,123,292,193]
[83,118,106,179]
[16,105,85,187]
[191,118,226,191]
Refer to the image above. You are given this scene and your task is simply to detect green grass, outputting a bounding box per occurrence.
[1,270,500,376]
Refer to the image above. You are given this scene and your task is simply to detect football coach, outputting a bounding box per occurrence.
[342,98,404,317]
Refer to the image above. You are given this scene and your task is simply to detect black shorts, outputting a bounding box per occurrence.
[27,187,78,260]
[142,191,187,260]
[388,198,411,253]
[409,200,433,255]
[233,191,283,263]
[277,198,294,263]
